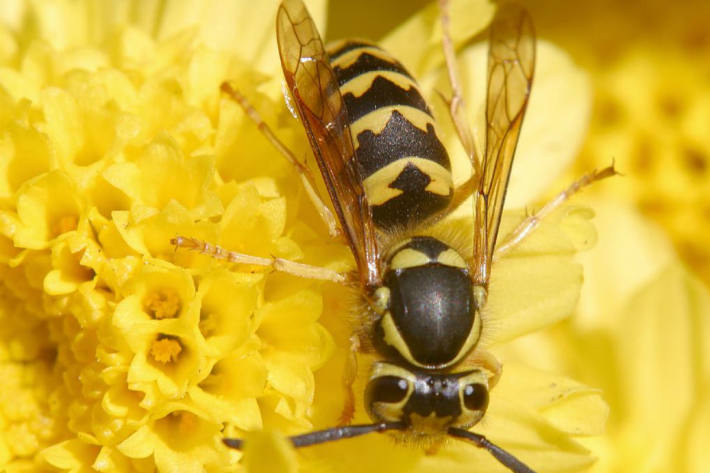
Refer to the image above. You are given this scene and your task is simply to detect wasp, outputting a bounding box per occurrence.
[173,0,614,471]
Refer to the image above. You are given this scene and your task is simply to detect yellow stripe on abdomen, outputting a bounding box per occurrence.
[339,70,421,99]
[363,157,453,205]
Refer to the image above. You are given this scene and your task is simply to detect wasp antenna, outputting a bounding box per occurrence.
[290,422,406,447]
[448,428,537,473]
[224,422,406,450]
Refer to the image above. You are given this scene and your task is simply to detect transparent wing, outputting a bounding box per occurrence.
[276,0,381,288]
[472,4,536,288]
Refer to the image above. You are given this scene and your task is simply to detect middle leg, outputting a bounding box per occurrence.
[494,164,618,259]
[438,0,481,183]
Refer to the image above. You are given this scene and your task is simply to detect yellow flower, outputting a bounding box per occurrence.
[115,404,228,473]
[0,1,609,472]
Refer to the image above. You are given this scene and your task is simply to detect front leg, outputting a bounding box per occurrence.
[172,236,349,284]
[338,334,361,426]
[462,348,503,389]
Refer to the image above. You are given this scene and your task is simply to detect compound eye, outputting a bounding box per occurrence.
[463,383,489,411]
[367,375,409,404]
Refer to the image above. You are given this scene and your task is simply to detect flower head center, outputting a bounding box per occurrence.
[144,289,181,319]
[150,334,183,364]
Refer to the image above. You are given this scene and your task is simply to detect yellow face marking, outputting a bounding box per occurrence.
[329,45,393,70]
[409,412,454,433]
[436,249,468,269]
[371,399,405,423]
[351,106,434,145]
[362,157,453,205]
[367,363,415,422]
[389,248,431,270]
[339,70,419,98]
[455,371,489,428]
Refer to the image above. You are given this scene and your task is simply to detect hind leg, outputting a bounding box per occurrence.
[221,81,340,237]
[337,334,361,426]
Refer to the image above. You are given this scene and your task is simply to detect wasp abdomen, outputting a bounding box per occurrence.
[327,40,454,231]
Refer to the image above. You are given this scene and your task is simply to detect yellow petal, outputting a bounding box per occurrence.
[499,363,608,436]
[483,208,595,344]
[14,171,84,249]
[241,430,297,473]
[40,439,99,472]
[116,426,154,459]
[381,0,494,77]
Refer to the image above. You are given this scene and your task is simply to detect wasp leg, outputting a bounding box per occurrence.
[438,0,481,183]
[220,81,340,238]
[338,334,360,426]
[463,349,502,388]
[445,174,477,215]
[494,164,618,259]
[171,236,348,284]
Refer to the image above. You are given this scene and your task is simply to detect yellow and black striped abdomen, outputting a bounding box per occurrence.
[327,40,454,231]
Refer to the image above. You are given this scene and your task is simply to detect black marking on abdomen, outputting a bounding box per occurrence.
[342,75,431,123]
[355,110,449,178]
[370,163,450,229]
[327,40,452,229]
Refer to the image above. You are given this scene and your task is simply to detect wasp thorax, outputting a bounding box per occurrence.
[365,362,489,432]
[372,236,482,369]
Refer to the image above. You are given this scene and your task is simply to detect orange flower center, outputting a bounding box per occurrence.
[144,289,181,319]
[150,335,183,364]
